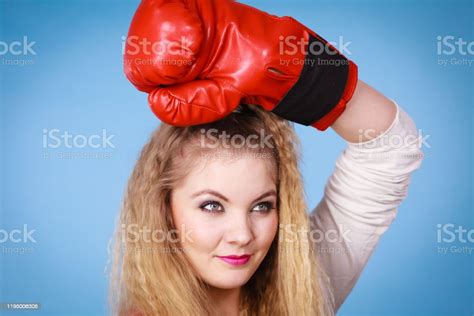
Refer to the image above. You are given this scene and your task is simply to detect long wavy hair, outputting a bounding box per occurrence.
[108,105,334,315]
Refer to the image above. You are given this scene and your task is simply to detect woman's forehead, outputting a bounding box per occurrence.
[176,154,277,195]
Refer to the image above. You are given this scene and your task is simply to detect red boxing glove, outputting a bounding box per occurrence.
[124,0,358,130]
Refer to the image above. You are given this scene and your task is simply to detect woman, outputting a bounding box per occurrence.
[109,91,423,315]
[111,1,424,315]
[110,104,331,315]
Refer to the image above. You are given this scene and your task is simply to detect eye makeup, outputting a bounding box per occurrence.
[198,200,276,214]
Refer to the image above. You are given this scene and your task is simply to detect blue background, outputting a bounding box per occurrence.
[0,0,472,315]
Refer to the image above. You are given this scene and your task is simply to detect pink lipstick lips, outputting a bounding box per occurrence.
[217,254,251,266]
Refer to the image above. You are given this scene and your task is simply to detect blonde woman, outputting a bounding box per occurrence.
[112,1,424,315]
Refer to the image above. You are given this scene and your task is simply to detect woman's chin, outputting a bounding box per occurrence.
[205,269,253,290]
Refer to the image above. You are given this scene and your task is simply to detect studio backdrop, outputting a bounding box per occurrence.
[0,0,472,315]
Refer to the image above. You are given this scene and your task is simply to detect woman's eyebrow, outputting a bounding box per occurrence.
[191,189,229,202]
[191,189,277,204]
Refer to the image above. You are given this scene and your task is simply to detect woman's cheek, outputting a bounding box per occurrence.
[172,201,217,248]
[180,214,223,251]
[254,213,279,247]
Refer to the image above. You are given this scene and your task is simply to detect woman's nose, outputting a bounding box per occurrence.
[223,212,254,246]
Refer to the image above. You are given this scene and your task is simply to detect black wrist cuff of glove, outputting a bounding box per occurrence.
[271,34,353,126]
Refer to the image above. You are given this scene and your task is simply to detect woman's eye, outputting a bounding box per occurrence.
[252,201,275,213]
[199,201,275,213]
[199,201,224,213]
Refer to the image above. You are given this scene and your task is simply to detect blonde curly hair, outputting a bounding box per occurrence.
[108,105,334,315]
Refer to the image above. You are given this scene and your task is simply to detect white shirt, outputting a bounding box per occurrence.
[310,101,424,313]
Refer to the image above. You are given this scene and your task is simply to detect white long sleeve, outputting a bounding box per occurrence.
[310,101,424,312]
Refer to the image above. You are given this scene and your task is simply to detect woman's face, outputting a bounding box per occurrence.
[171,155,278,290]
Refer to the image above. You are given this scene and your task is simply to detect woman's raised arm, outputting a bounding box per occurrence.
[311,96,424,311]
[331,80,398,143]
